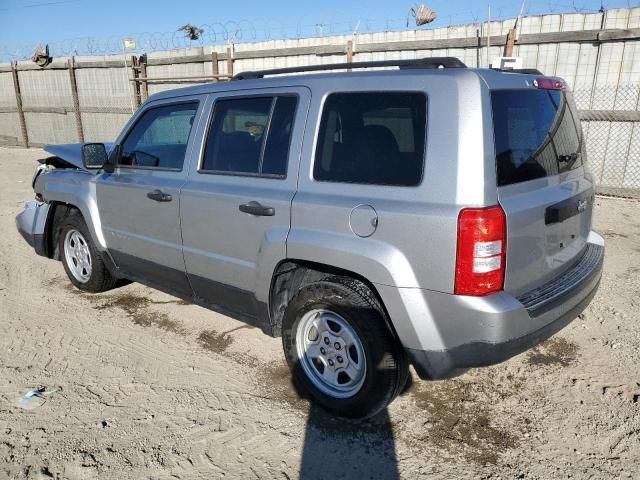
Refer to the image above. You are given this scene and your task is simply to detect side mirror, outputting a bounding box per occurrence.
[81,143,108,170]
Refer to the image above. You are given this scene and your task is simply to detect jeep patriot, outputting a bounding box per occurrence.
[16,58,604,418]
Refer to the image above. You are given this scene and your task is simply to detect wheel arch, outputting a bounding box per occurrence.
[43,201,77,259]
[268,259,396,339]
[45,199,120,278]
[39,172,107,252]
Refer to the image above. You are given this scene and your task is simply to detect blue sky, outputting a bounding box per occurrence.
[0,0,637,54]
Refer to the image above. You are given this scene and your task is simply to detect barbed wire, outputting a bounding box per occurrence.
[0,3,614,62]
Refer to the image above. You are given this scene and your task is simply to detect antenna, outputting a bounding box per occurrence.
[516,0,526,28]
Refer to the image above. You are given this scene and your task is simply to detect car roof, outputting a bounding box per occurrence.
[147,66,545,103]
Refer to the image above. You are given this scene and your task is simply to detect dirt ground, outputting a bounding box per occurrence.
[0,147,639,480]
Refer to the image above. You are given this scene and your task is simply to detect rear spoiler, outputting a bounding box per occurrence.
[491,68,544,75]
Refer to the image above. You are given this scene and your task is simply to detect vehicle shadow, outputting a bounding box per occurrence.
[293,368,414,480]
[289,301,414,479]
[299,403,401,480]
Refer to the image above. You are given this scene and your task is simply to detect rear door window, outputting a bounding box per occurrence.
[262,96,298,176]
[314,92,427,186]
[492,89,583,186]
[201,96,297,177]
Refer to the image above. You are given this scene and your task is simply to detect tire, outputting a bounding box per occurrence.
[282,276,408,419]
[58,211,117,293]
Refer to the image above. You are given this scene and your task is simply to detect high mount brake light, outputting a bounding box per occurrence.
[454,205,506,296]
[533,77,565,90]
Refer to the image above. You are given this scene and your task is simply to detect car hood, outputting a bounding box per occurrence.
[43,143,114,171]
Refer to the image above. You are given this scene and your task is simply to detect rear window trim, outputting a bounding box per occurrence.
[541,90,584,169]
[312,90,429,188]
[197,93,300,180]
[556,93,584,173]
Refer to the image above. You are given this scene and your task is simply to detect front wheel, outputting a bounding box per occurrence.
[282,276,408,419]
[59,211,117,293]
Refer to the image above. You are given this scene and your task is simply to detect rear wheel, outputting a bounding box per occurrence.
[282,276,408,419]
[59,211,117,293]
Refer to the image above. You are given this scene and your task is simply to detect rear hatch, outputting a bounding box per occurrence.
[492,83,594,296]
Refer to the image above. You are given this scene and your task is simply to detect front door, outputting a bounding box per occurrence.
[96,98,203,294]
[180,88,310,323]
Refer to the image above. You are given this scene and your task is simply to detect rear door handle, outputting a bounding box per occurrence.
[239,201,275,216]
[146,189,172,202]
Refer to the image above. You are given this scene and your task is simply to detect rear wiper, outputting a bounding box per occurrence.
[558,153,577,162]
[558,153,578,168]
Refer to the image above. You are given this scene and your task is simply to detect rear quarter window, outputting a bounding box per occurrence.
[314,92,427,186]
[492,89,583,186]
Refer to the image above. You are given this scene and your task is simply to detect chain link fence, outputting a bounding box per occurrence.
[574,83,640,198]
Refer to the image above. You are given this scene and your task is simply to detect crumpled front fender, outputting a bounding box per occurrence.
[36,170,107,251]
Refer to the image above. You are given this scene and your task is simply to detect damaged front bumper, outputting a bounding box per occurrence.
[15,201,50,257]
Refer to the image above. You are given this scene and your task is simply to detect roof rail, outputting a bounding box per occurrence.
[232,57,466,80]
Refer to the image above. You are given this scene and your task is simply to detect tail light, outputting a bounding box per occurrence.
[454,205,506,296]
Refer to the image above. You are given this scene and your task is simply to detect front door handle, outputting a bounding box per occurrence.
[239,201,275,216]
[146,189,172,202]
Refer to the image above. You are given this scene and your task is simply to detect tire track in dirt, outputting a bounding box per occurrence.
[1,276,309,478]
[3,149,640,479]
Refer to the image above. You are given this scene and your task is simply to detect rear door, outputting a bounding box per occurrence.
[492,86,594,296]
[180,87,309,321]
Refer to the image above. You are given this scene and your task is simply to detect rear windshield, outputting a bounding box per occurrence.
[491,89,583,186]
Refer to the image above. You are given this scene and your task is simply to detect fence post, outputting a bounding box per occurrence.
[211,52,219,82]
[139,57,149,102]
[476,29,481,68]
[346,40,354,72]
[67,57,84,143]
[10,61,29,148]
[226,46,234,78]
[130,55,141,109]
[503,28,516,57]
[589,9,607,110]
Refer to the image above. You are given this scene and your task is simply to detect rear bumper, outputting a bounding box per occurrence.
[15,201,50,257]
[393,232,604,380]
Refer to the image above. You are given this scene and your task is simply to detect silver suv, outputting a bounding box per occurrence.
[16,58,604,418]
